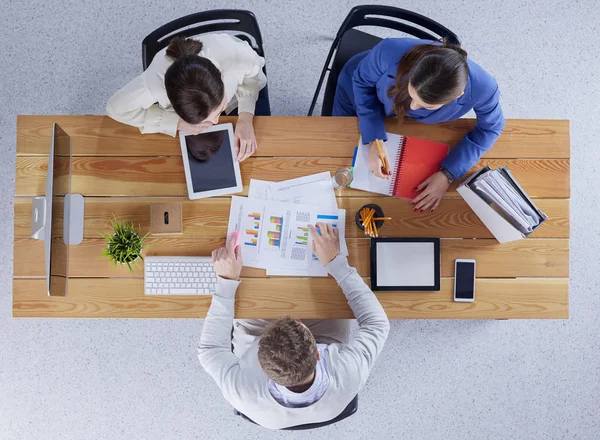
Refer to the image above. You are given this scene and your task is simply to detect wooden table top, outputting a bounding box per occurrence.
[13,115,570,319]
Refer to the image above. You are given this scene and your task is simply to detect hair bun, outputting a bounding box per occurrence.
[441,37,468,58]
[166,36,203,60]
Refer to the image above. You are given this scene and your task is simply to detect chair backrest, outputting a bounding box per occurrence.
[308,5,460,116]
[142,10,265,70]
[335,5,459,45]
[236,395,359,430]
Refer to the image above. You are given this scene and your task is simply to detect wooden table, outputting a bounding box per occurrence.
[13,116,570,319]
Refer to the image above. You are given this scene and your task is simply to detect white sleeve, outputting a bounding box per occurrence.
[105,67,180,137]
[222,36,267,114]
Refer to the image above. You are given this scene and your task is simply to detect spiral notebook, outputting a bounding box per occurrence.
[350,133,449,200]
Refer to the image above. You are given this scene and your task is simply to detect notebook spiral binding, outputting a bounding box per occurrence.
[389,135,407,197]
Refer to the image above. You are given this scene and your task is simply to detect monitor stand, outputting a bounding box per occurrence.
[31,196,46,239]
[31,194,84,245]
[64,194,84,245]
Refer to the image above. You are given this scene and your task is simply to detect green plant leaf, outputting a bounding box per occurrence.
[100,214,145,267]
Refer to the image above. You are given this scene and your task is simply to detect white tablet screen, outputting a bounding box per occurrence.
[376,242,435,287]
[185,129,237,193]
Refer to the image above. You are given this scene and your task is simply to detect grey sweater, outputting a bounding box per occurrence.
[197,254,391,430]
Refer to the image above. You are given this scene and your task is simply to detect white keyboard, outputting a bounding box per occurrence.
[144,256,217,295]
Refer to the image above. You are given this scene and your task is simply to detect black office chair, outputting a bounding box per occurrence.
[234,394,359,430]
[142,10,271,115]
[308,5,460,116]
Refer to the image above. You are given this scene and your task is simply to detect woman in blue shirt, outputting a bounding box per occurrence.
[333,38,505,212]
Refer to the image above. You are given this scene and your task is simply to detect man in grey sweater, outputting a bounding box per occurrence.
[198,222,390,430]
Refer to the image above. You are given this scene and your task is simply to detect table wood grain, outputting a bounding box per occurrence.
[13,277,568,319]
[13,115,570,319]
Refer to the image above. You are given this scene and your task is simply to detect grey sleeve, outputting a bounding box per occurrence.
[197,277,242,396]
[326,254,391,385]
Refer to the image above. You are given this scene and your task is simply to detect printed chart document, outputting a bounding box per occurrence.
[227,196,341,271]
[247,173,347,276]
[248,172,338,212]
[266,210,348,277]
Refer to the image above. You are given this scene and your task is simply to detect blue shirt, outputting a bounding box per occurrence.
[352,38,505,178]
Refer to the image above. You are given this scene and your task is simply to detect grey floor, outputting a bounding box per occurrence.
[1,1,598,439]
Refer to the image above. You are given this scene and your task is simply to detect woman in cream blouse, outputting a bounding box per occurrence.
[106,33,267,161]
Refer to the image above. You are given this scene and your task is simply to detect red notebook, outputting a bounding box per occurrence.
[351,133,449,200]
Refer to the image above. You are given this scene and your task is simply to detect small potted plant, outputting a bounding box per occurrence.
[101,216,148,272]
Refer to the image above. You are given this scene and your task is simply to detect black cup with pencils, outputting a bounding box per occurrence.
[356,204,391,238]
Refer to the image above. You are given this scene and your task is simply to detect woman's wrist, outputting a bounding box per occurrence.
[238,112,254,123]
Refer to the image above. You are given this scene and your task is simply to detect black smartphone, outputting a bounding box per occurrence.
[454,259,476,302]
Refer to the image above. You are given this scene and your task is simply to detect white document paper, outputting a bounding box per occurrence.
[266,209,348,277]
[227,196,340,271]
[248,172,338,212]
[247,173,346,276]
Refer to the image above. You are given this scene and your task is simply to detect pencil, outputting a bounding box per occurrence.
[363,209,375,227]
[375,139,388,176]
[372,217,392,221]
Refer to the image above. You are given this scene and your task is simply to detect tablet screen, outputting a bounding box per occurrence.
[376,242,435,287]
[185,129,237,193]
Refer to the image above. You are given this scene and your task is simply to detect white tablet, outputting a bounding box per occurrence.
[179,123,243,200]
[370,238,440,291]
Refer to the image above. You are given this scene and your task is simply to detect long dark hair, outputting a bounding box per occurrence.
[388,40,468,121]
[164,37,225,124]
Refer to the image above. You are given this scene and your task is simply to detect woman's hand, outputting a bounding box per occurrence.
[411,171,451,212]
[234,112,258,162]
[177,119,213,135]
[368,141,392,180]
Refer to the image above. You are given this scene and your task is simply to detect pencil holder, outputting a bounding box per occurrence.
[355,204,385,232]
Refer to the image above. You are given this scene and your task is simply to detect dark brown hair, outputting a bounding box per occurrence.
[164,37,224,124]
[388,40,468,121]
[186,130,224,162]
[258,316,318,387]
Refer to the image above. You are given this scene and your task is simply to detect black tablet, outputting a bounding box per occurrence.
[370,237,440,291]
[179,123,242,199]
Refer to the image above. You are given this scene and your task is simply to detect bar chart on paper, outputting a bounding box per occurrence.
[296,226,309,245]
[290,211,312,261]
[227,196,347,271]
[244,212,261,247]
[268,216,283,247]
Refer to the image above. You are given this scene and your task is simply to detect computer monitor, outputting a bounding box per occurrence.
[31,123,84,296]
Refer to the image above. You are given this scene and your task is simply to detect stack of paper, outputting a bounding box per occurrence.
[226,172,347,277]
[469,168,544,234]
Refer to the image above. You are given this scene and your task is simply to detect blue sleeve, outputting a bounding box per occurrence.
[352,41,394,145]
[441,79,505,179]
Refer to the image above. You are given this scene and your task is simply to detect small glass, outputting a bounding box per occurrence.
[332,168,354,189]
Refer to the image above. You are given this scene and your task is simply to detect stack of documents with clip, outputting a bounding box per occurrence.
[457,166,547,243]
[226,172,347,276]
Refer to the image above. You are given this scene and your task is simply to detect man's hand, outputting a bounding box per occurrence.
[211,235,243,281]
[309,222,340,266]
[411,171,451,212]
[234,112,258,162]
[368,141,392,180]
[178,119,213,135]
